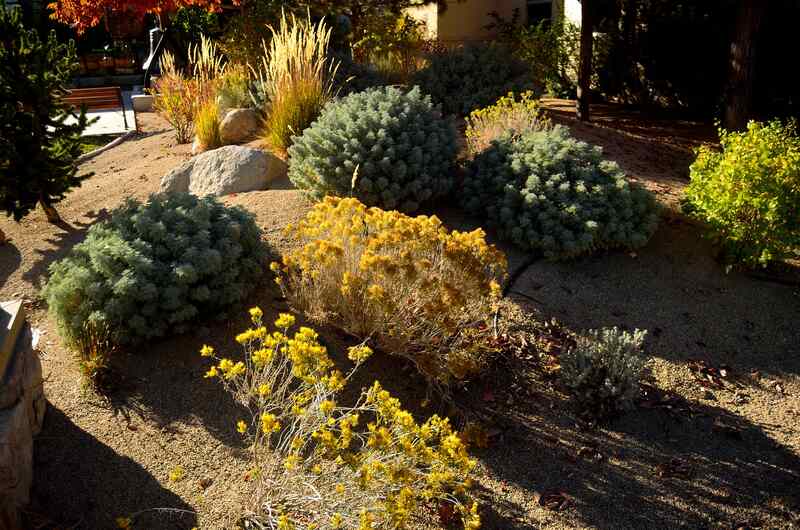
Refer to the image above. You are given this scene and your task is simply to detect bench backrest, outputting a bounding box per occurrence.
[63,87,124,111]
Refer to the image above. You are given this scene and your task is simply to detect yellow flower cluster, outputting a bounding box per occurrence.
[465,90,550,154]
[200,310,481,529]
[272,196,508,388]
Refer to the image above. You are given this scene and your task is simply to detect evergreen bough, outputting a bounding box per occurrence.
[287,86,457,212]
[463,126,660,259]
[413,43,531,117]
[0,6,90,236]
[44,193,267,346]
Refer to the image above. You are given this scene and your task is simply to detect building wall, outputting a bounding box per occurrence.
[563,0,582,25]
[407,0,581,43]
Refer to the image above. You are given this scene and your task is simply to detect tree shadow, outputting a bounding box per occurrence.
[509,218,800,378]
[27,404,197,529]
[467,359,800,529]
[22,209,110,289]
[0,240,22,292]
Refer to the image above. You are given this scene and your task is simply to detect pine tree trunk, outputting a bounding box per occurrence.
[576,0,593,121]
[0,226,6,245]
[724,0,767,130]
[40,195,61,223]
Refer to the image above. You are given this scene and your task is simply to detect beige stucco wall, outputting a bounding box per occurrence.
[407,0,581,43]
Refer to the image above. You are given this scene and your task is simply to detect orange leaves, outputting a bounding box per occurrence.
[48,0,235,33]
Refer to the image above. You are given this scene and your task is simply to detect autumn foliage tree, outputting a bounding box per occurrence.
[48,0,233,33]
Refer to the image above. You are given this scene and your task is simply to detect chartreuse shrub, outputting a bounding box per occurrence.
[684,120,800,268]
[464,126,660,259]
[560,327,648,420]
[200,310,481,529]
[271,197,507,391]
[412,43,531,116]
[43,192,266,346]
[465,91,550,155]
[287,86,458,213]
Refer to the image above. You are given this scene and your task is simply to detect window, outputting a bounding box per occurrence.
[527,0,553,27]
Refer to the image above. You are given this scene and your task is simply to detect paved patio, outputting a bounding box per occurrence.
[65,90,137,136]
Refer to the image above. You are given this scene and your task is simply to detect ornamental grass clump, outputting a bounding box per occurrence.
[413,43,532,117]
[560,327,648,420]
[194,100,222,151]
[201,310,481,529]
[287,86,458,213]
[463,126,660,259]
[271,196,507,391]
[43,192,266,346]
[684,120,800,268]
[465,91,550,155]
[255,12,340,152]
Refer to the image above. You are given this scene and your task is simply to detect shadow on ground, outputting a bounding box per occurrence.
[0,241,21,292]
[509,218,800,378]
[22,210,110,289]
[28,405,197,529]
[467,349,800,530]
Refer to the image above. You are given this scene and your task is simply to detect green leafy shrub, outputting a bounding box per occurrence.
[412,43,531,116]
[463,126,660,259]
[287,86,458,212]
[44,193,266,345]
[684,120,800,268]
[560,327,648,419]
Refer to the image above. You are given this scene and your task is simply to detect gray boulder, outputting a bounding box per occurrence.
[160,145,281,197]
[220,108,258,145]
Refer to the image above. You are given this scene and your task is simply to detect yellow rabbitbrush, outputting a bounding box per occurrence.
[272,197,508,391]
[201,311,481,529]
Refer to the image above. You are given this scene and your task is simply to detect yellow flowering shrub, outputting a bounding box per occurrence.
[465,91,550,155]
[272,197,508,389]
[201,310,481,529]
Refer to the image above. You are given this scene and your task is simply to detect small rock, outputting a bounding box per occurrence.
[219,108,259,145]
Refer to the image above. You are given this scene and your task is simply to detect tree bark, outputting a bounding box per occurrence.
[576,0,593,121]
[40,195,61,223]
[0,226,6,245]
[724,0,767,130]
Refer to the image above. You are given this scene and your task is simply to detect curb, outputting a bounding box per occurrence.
[77,130,136,164]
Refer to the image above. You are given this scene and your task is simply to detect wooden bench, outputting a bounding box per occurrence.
[63,87,129,130]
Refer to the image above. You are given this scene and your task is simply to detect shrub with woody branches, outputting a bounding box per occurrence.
[271,197,507,391]
[201,310,481,529]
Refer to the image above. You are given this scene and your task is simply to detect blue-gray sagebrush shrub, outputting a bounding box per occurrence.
[412,43,532,117]
[287,86,457,213]
[560,327,648,419]
[43,192,266,345]
[463,126,660,259]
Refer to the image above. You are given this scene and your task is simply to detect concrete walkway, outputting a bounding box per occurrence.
[66,90,137,136]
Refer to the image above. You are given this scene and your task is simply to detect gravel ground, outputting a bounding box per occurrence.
[1,110,798,529]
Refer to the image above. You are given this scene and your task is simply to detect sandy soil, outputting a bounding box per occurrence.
[1,110,798,530]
